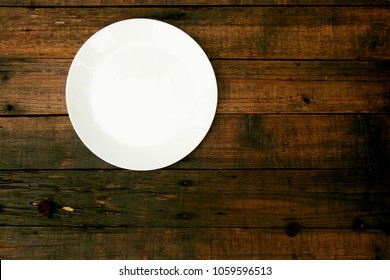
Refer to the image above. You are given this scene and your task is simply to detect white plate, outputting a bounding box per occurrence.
[66,19,218,171]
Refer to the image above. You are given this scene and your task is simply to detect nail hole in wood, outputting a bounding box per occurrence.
[179,179,194,187]
[175,211,193,220]
[302,97,310,104]
[286,222,301,237]
[37,199,56,218]
[352,219,367,232]
[5,104,15,112]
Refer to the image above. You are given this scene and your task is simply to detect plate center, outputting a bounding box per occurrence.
[89,44,196,147]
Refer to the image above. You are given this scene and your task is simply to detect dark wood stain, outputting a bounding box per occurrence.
[1,73,10,81]
[351,115,388,170]
[374,246,386,260]
[360,23,386,51]
[37,199,56,218]
[241,115,274,151]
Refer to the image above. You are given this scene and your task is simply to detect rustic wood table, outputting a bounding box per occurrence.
[0,0,389,260]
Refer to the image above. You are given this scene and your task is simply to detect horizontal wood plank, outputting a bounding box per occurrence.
[1,59,389,115]
[1,0,389,6]
[0,226,388,259]
[0,7,389,59]
[0,170,389,229]
[0,114,388,170]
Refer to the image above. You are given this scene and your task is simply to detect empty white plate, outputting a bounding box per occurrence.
[66,19,218,170]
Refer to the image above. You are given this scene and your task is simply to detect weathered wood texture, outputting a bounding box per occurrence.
[0,115,388,170]
[0,170,389,229]
[1,59,389,115]
[1,7,389,59]
[1,0,389,6]
[0,2,389,260]
[0,227,388,260]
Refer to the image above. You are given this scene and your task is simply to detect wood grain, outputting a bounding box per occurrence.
[0,226,388,260]
[0,170,389,229]
[1,7,389,59]
[1,0,389,6]
[1,59,389,115]
[1,2,389,261]
[0,114,388,170]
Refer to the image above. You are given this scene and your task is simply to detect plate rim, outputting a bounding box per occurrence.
[66,18,218,171]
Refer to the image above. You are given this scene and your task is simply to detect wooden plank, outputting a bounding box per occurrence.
[0,170,389,229]
[1,7,389,59]
[1,59,389,115]
[1,0,389,7]
[0,226,388,259]
[0,59,67,115]
[0,114,388,170]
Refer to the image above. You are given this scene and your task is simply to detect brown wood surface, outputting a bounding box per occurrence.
[1,0,389,6]
[0,1,389,260]
[0,170,389,229]
[0,114,388,170]
[1,7,389,60]
[1,59,389,115]
[1,227,388,260]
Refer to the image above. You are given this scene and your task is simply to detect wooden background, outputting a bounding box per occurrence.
[0,0,389,259]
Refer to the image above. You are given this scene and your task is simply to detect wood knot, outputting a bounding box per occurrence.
[5,104,15,112]
[352,219,367,232]
[2,73,10,81]
[179,179,194,187]
[37,199,56,218]
[302,96,310,104]
[175,212,193,220]
[286,222,301,237]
